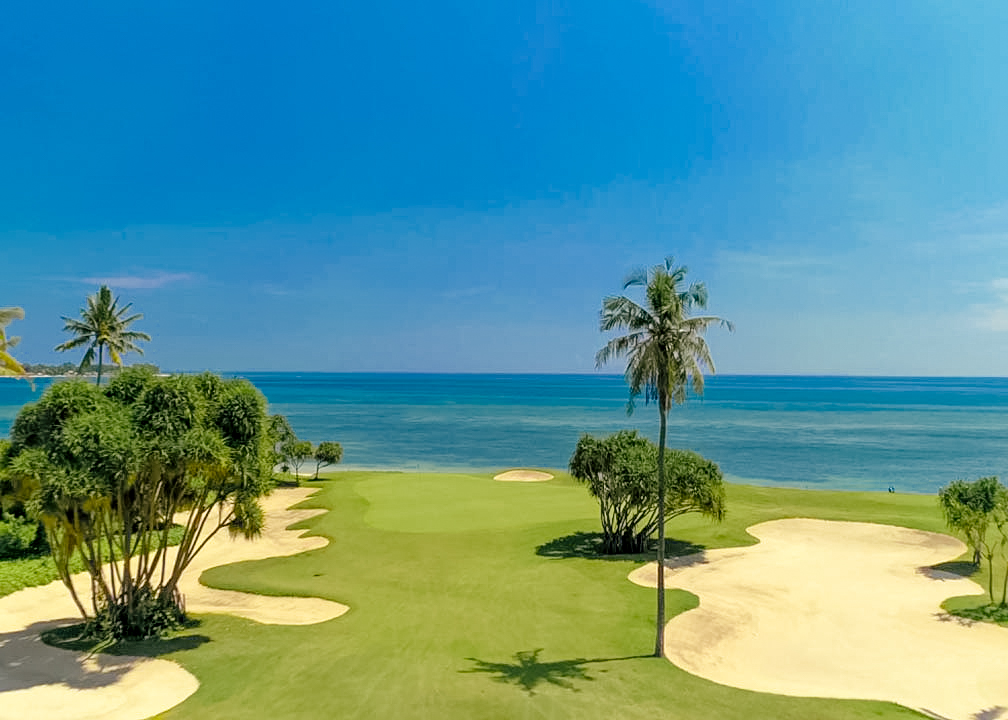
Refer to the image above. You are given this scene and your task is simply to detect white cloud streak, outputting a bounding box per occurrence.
[972,278,1008,332]
[80,272,194,290]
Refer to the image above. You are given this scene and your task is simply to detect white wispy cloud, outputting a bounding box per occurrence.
[80,272,194,290]
[716,249,833,278]
[972,278,1008,332]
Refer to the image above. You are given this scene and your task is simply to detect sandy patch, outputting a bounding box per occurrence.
[629,518,1008,720]
[0,487,347,720]
[493,469,554,482]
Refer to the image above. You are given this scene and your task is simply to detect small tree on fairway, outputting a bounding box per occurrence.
[268,414,297,473]
[596,256,731,658]
[939,476,1008,605]
[286,439,313,480]
[570,431,725,554]
[313,441,343,479]
[569,431,660,553]
[939,477,1000,567]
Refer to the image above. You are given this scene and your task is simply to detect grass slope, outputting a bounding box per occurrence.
[130,471,970,719]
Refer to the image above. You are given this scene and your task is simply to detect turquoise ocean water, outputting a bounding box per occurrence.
[2,373,1008,494]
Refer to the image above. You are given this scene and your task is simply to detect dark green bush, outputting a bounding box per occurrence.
[0,513,46,560]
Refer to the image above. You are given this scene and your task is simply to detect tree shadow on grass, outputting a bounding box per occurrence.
[461,649,651,695]
[42,618,210,657]
[536,531,704,562]
[936,604,1008,627]
[918,561,977,581]
[0,618,207,694]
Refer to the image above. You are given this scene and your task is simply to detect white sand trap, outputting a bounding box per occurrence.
[494,469,554,482]
[629,518,1008,720]
[0,487,347,720]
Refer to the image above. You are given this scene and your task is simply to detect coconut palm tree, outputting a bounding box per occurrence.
[0,306,28,379]
[595,257,732,657]
[55,286,151,385]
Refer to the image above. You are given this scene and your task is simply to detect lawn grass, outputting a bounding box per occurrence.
[104,469,983,719]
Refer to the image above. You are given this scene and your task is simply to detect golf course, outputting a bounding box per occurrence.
[2,468,996,719]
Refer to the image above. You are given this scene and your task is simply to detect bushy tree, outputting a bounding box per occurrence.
[939,477,1000,567]
[268,414,296,473]
[569,431,658,553]
[939,476,1008,604]
[1,369,275,640]
[285,440,313,480]
[313,441,343,479]
[570,431,725,554]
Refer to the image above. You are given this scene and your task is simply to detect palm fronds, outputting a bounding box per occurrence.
[55,286,151,384]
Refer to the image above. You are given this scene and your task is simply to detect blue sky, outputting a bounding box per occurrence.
[3,1,1008,375]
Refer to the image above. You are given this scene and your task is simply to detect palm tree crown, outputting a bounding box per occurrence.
[0,306,28,379]
[595,256,731,658]
[596,258,732,414]
[55,286,151,385]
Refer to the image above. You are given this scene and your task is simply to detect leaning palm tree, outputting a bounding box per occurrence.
[55,286,151,385]
[596,257,732,657]
[0,306,28,379]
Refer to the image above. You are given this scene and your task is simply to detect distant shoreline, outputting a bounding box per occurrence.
[7,371,1008,380]
[4,373,171,380]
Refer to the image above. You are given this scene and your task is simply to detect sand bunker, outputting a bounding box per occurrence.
[0,487,347,720]
[629,518,1008,720]
[493,469,553,482]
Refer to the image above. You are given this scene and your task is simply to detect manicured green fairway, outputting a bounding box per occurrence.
[135,471,963,719]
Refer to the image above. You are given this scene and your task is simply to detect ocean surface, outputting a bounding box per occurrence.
[2,373,1008,494]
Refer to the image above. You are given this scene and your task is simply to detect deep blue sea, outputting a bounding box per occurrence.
[3,373,1008,494]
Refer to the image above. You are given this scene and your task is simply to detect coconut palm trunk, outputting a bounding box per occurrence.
[595,256,732,658]
[655,403,668,657]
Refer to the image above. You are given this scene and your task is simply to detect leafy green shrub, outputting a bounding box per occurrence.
[569,430,726,554]
[0,513,45,560]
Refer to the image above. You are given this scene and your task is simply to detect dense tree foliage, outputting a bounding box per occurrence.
[939,476,999,567]
[1,368,276,640]
[570,431,725,554]
[55,285,151,385]
[939,476,1008,604]
[595,256,731,657]
[313,441,343,479]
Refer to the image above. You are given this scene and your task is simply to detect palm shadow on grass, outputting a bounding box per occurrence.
[536,531,704,562]
[461,649,651,695]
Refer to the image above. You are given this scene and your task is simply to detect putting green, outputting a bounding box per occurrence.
[113,472,960,719]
